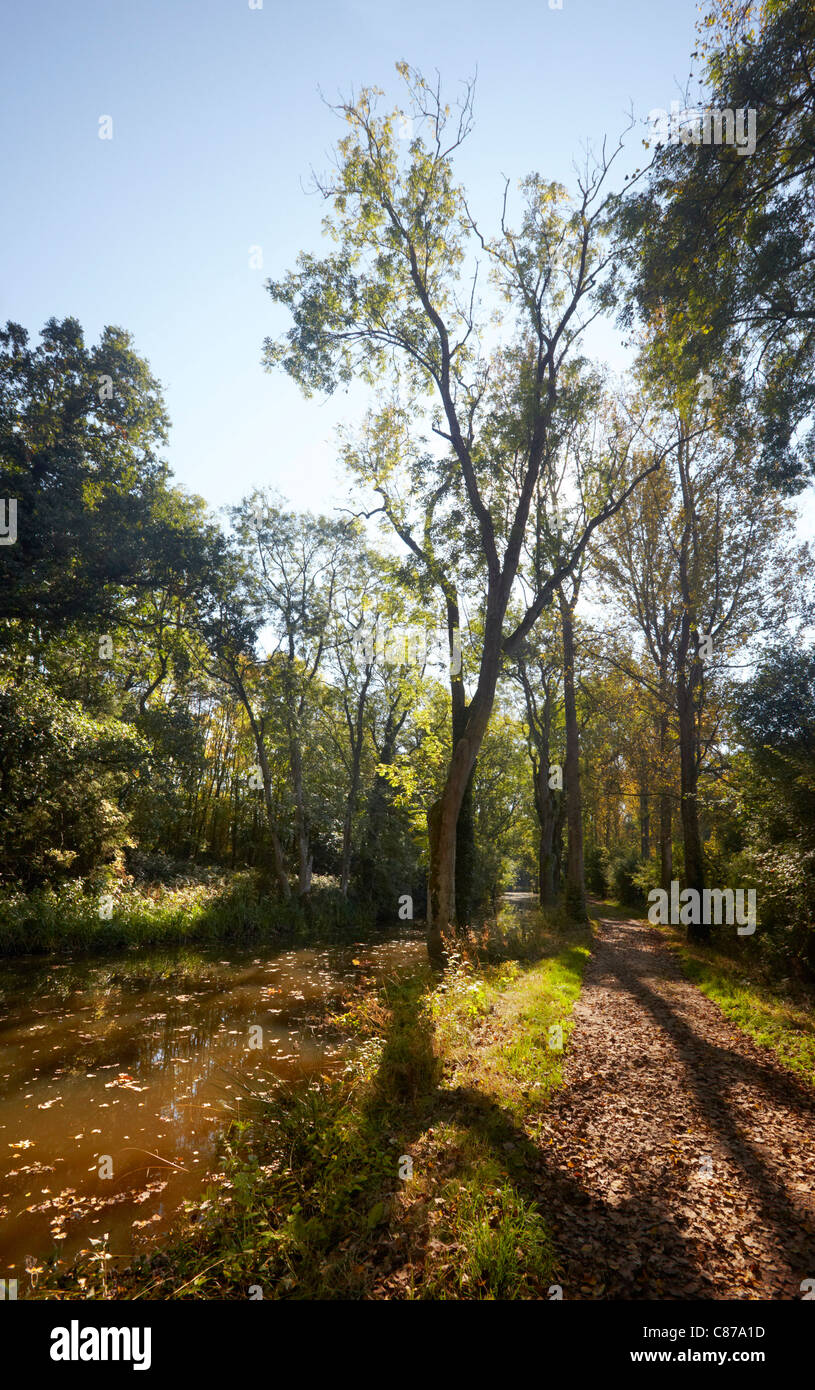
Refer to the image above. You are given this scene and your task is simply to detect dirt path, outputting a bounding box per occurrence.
[536,910,815,1299]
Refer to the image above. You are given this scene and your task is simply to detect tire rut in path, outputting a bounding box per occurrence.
[535,911,815,1299]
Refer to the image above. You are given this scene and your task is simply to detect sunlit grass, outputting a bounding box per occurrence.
[0,874,370,956]
[663,928,815,1086]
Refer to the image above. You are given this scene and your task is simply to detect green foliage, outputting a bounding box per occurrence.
[128,705,207,853]
[614,0,815,484]
[584,845,609,896]
[727,641,815,973]
[608,848,646,907]
[473,708,538,904]
[632,855,662,900]
[0,670,146,888]
[436,1184,554,1300]
[0,317,223,639]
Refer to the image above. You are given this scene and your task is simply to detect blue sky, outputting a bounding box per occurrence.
[1,0,721,521]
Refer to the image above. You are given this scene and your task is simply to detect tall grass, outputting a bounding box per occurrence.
[0,874,373,956]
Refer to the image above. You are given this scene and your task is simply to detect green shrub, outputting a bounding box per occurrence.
[0,673,146,890]
[608,849,645,906]
[584,845,608,896]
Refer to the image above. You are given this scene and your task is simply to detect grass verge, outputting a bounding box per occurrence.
[658,923,815,1086]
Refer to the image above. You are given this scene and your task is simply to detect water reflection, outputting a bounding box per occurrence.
[0,932,424,1275]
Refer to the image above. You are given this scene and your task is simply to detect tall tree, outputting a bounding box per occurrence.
[232,496,350,898]
[595,379,804,936]
[614,0,815,487]
[0,317,220,643]
[343,404,483,928]
[513,620,565,907]
[264,66,660,961]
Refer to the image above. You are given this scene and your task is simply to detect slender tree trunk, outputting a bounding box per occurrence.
[235,680,290,898]
[339,773,359,897]
[255,740,291,897]
[288,719,312,897]
[639,784,650,860]
[659,791,673,891]
[658,706,672,891]
[448,599,477,933]
[676,425,707,940]
[517,655,560,909]
[536,758,559,907]
[340,683,369,897]
[676,614,706,934]
[553,788,566,896]
[677,670,706,933]
[230,756,239,870]
[339,798,355,897]
[558,590,586,920]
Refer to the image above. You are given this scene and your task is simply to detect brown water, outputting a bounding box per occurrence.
[0,931,425,1280]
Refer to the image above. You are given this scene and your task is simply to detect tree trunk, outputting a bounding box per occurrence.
[455,770,477,931]
[235,679,290,898]
[340,723,364,897]
[256,742,291,897]
[517,653,561,909]
[230,756,239,869]
[639,784,650,860]
[559,590,586,920]
[659,790,673,892]
[340,674,371,897]
[288,720,312,898]
[658,704,673,891]
[553,787,566,896]
[427,670,496,966]
[677,671,706,937]
[537,760,559,907]
[448,599,477,933]
[339,795,355,898]
[675,426,707,941]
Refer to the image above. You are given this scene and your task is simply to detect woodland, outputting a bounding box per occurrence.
[1,0,814,1307]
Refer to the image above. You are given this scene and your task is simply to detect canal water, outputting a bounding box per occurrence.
[0,931,425,1280]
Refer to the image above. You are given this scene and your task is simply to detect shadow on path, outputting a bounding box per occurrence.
[533,911,815,1299]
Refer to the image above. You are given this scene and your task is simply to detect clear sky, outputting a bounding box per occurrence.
[0,0,731,523]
